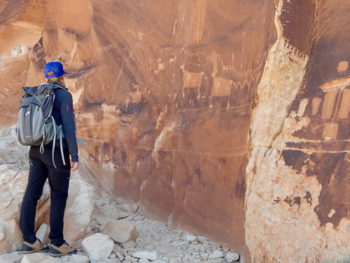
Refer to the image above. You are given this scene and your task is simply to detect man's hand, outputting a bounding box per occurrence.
[71,161,79,172]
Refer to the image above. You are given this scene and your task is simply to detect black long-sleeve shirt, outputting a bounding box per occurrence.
[51,84,79,162]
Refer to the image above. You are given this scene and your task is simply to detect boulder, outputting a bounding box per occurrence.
[0,160,94,253]
[103,220,138,243]
[20,253,60,263]
[81,233,114,261]
[0,165,33,253]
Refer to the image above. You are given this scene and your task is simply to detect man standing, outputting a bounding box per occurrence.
[19,61,78,257]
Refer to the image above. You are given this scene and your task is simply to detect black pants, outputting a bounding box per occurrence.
[20,145,71,246]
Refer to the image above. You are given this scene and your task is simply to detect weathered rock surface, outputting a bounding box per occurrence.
[2,0,350,262]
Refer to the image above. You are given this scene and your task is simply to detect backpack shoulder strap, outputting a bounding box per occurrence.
[52,82,68,91]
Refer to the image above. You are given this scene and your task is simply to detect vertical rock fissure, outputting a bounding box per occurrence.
[245,0,312,261]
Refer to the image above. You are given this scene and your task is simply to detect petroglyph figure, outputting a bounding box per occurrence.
[180,65,204,106]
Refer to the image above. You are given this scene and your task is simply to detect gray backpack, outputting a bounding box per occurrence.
[17,82,67,168]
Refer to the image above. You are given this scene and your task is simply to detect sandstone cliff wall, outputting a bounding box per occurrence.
[1,0,350,262]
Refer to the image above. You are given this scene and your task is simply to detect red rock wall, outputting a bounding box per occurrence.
[2,0,350,261]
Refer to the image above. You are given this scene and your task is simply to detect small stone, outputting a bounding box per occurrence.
[197,236,207,243]
[132,251,158,261]
[208,250,224,259]
[110,253,116,259]
[103,220,138,243]
[184,234,197,242]
[82,233,114,261]
[36,224,50,245]
[0,252,23,263]
[225,252,240,262]
[153,260,167,263]
[139,259,149,263]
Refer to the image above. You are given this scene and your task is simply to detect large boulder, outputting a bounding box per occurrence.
[0,162,94,252]
[0,165,36,252]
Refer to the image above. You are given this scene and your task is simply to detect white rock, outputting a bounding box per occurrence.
[103,220,138,243]
[132,251,157,261]
[153,260,167,263]
[208,250,224,259]
[139,259,150,263]
[68,254,90,263]
[0,252,23,263]
[21,253,60,263]
[184,234,197,242]
[225,252,240,262]
[82,233,114,261]
[36,224,50,245]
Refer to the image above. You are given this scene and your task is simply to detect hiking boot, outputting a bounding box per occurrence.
[21,239,49,254]
[49,242,77,257]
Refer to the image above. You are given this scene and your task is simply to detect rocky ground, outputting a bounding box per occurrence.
[0,127,240,263]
